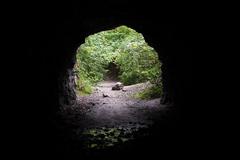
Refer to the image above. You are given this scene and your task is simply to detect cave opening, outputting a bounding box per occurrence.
[74,25,162,97]
[17,1,193,159]
[57,26,169,155]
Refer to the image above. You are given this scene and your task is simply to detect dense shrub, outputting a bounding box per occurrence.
[133,84,163,100]
[74,25,162,95]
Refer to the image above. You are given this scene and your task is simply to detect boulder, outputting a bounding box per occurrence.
[112,82,124,90]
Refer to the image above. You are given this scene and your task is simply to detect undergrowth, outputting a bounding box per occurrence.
[74,25,162,96]
[134,84,163,100]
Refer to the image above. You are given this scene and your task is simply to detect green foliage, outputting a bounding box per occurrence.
[134,84,163,100]
[81,127,131,149]
[81,125,150,150]
[74,25,162,94]
[115,42,161,85]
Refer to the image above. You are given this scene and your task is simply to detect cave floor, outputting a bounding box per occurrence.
[55,81,168,158]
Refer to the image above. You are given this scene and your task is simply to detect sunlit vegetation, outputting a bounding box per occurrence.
[133,84,163,100]
[74,25,162,97]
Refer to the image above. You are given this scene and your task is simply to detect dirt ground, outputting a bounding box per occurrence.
[55,81,168,156]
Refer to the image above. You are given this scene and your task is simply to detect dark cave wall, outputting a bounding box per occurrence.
[58,68,76,106]
[21,0,192,105]
[55,22,192,108]
[21,4,193,126]
[18,2,192,157]
[143,24,192,106]
[22,1,192,113]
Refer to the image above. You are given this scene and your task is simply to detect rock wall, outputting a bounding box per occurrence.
[58,68,76,106]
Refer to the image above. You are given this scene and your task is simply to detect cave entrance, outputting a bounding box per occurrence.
[74,25,162,96]
[64,25,165,151]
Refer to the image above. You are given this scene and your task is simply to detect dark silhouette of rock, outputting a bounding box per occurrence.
[122,89,127,92]
[103,93,109,97]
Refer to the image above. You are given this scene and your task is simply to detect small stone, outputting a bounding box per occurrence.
[103,93,109,97]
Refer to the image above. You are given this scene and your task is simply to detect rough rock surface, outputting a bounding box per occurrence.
[58,69,76,105]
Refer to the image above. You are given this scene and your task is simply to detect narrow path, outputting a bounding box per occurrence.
[57,81,167,152]
[76,81,163,128]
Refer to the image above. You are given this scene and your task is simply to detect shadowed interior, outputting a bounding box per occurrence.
[18,1,193,159]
